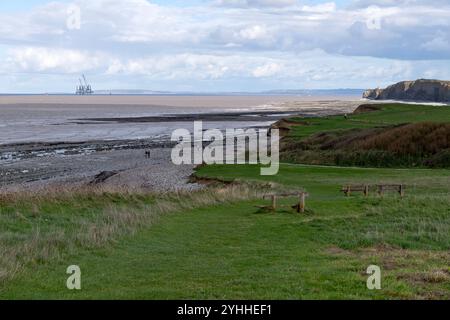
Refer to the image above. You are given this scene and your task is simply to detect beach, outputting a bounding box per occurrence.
[0,95,362,191]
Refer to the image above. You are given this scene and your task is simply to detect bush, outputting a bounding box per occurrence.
[281,122,450,168]
[334,150,423,168]
[424,149,450,168]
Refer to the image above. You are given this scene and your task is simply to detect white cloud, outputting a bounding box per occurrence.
[214,0,298,8]
[301,2,336,13]
[239,25,269,40]
[422,32,450,52]
[252,62,282,77]
[6,47,107,73]
[0,0,450,92]
[350,0,450,8]
[1,0,449,59]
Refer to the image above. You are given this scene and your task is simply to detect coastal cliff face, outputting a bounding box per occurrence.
[363,79,450,102]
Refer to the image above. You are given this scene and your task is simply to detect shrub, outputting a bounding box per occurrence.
[281,122,450,168]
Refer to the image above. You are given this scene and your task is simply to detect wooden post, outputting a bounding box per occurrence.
[346,185,351,197]
[378,185,384,197]
[299,192,306,213]
[364,185,369,197]
[399,185,405,198]
[271,195,277,211]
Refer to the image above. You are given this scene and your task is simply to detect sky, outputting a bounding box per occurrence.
[0,0,449,93]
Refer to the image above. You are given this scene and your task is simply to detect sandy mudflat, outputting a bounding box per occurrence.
[0,94,327,107]
[0,95,362,145]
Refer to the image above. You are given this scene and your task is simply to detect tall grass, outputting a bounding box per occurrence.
[0,183,265,286]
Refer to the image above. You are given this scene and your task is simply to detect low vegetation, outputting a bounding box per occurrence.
[279,103,450,168]
[282,122,450,168]
[0,184,264,287]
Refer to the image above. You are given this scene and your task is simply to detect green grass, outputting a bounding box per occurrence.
[0,185,261,294]
[288,103,450,138]
[196,164,450,248]
[1,164,449,299]
[3,201,382,300]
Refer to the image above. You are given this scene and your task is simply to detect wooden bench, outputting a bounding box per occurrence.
[258,192,310,213]
[341,185,370,197]
[377,184,405,198]
[341,184,405,198]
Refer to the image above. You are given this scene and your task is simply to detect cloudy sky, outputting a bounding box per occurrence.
[0,0,449,93]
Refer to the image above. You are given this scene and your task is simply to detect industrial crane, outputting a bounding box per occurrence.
[75,74,94,95]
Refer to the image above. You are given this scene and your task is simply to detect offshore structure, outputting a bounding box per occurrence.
[75,74,94,95]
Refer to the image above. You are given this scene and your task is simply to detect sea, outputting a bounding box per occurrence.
[0,94,363,145]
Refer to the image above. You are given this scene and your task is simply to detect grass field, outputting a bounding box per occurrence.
[1,103,449,299]
[1,165,449,299]
[287,103,450,138]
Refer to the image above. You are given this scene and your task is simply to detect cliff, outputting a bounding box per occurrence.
[363,79,450,103]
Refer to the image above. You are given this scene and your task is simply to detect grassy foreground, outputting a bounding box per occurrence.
[0,103,449,299]
[1,164,449,299]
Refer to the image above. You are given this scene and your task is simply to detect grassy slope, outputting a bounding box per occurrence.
[288,103,450,138]
[282,103,450,168]
[1,103,450,299]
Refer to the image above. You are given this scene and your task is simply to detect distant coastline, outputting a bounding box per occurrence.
[0,89,364,97]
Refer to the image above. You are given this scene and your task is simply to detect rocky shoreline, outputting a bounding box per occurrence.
[0,144,200,193]
[72,110,300,124]
[0,138,175,165]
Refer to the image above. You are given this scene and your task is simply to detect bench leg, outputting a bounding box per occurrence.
[345,186,351,197]
[299,193,306,213]
[399,185,405,198]
[271,195,277,212]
